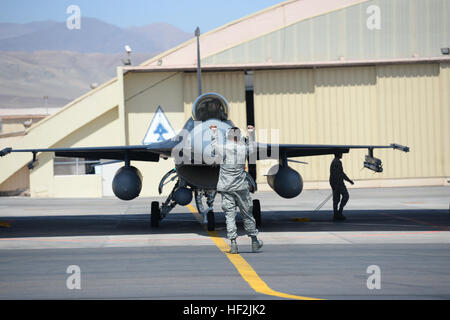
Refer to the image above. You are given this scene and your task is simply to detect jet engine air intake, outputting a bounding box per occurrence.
[266,165,303,199]
[112,166,143,200]
[192,93,229,121]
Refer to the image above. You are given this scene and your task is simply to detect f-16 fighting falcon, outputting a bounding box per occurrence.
[0,27,410,232]
[0,90,410,231]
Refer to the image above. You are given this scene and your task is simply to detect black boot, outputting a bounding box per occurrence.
[229,239,238,254]
[333,208,346,221]
[251,236,263,252]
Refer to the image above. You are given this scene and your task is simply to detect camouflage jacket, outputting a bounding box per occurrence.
[211,129,255,192]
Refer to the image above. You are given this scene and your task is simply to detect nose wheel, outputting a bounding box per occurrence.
[207,211,215,231]
[151,201,160,228]
[252,199,261,227]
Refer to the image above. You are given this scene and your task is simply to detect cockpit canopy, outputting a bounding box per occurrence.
[192,92,229,121]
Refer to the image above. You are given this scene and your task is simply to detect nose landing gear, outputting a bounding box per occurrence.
[252,199,261,227]
[207,211,215,232]
[151,201,160,228]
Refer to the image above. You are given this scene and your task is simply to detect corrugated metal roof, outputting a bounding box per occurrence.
[139,0,370,68]
[203,0,450,65]
[124,56,450,74]
[137,0,449,68]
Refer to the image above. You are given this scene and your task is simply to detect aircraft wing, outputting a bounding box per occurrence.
[0,139,180,164]
[256,143,409,172]
[256,143,409,159]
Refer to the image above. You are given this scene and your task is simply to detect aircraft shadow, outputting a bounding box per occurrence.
[0,209,448,239]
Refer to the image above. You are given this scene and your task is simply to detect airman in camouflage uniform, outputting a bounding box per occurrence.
[210,124,263,254]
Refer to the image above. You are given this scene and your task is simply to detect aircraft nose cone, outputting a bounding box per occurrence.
[188,119,231,164]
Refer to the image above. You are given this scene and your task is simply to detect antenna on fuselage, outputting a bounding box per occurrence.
[195,26,202,96]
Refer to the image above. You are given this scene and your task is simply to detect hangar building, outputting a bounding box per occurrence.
[0,0,449,198]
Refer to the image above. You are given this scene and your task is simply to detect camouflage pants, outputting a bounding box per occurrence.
[221,189,258,240]
[195,190,216,214]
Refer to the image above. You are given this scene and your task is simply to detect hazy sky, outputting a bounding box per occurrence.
[0,0,285,32]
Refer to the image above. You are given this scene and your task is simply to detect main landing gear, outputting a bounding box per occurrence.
[151,169,262,229]
[150,197,262,230]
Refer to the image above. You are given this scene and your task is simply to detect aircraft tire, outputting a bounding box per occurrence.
[252,199,261,227]
[151,201,160,228]
[207,211,215,231]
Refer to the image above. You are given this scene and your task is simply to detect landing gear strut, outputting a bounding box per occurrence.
[150,177,179,228]
[194,189,217,231]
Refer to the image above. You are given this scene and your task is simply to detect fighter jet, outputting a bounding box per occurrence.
[0,91,409,231]
[0,29,409,231]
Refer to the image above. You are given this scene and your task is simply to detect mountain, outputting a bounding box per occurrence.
[0,51,155,109]
[0,18,191,53]
[128,23,193,51]
[0,19,192,110]
[0,21,58,40]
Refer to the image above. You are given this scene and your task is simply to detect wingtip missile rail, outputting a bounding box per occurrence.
[0,147,12,157]
[363,143,410,173]
[390,143,410,153]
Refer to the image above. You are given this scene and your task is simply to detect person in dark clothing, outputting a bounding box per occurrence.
[329,152,354,221]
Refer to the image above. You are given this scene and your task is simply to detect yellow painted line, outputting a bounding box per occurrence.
[0,221,10,228]
[186,204,321,300]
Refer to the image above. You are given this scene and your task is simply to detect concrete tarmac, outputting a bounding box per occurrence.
[0,186,449,299]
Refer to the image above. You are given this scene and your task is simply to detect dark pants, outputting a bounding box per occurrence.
[331,183,349,214]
